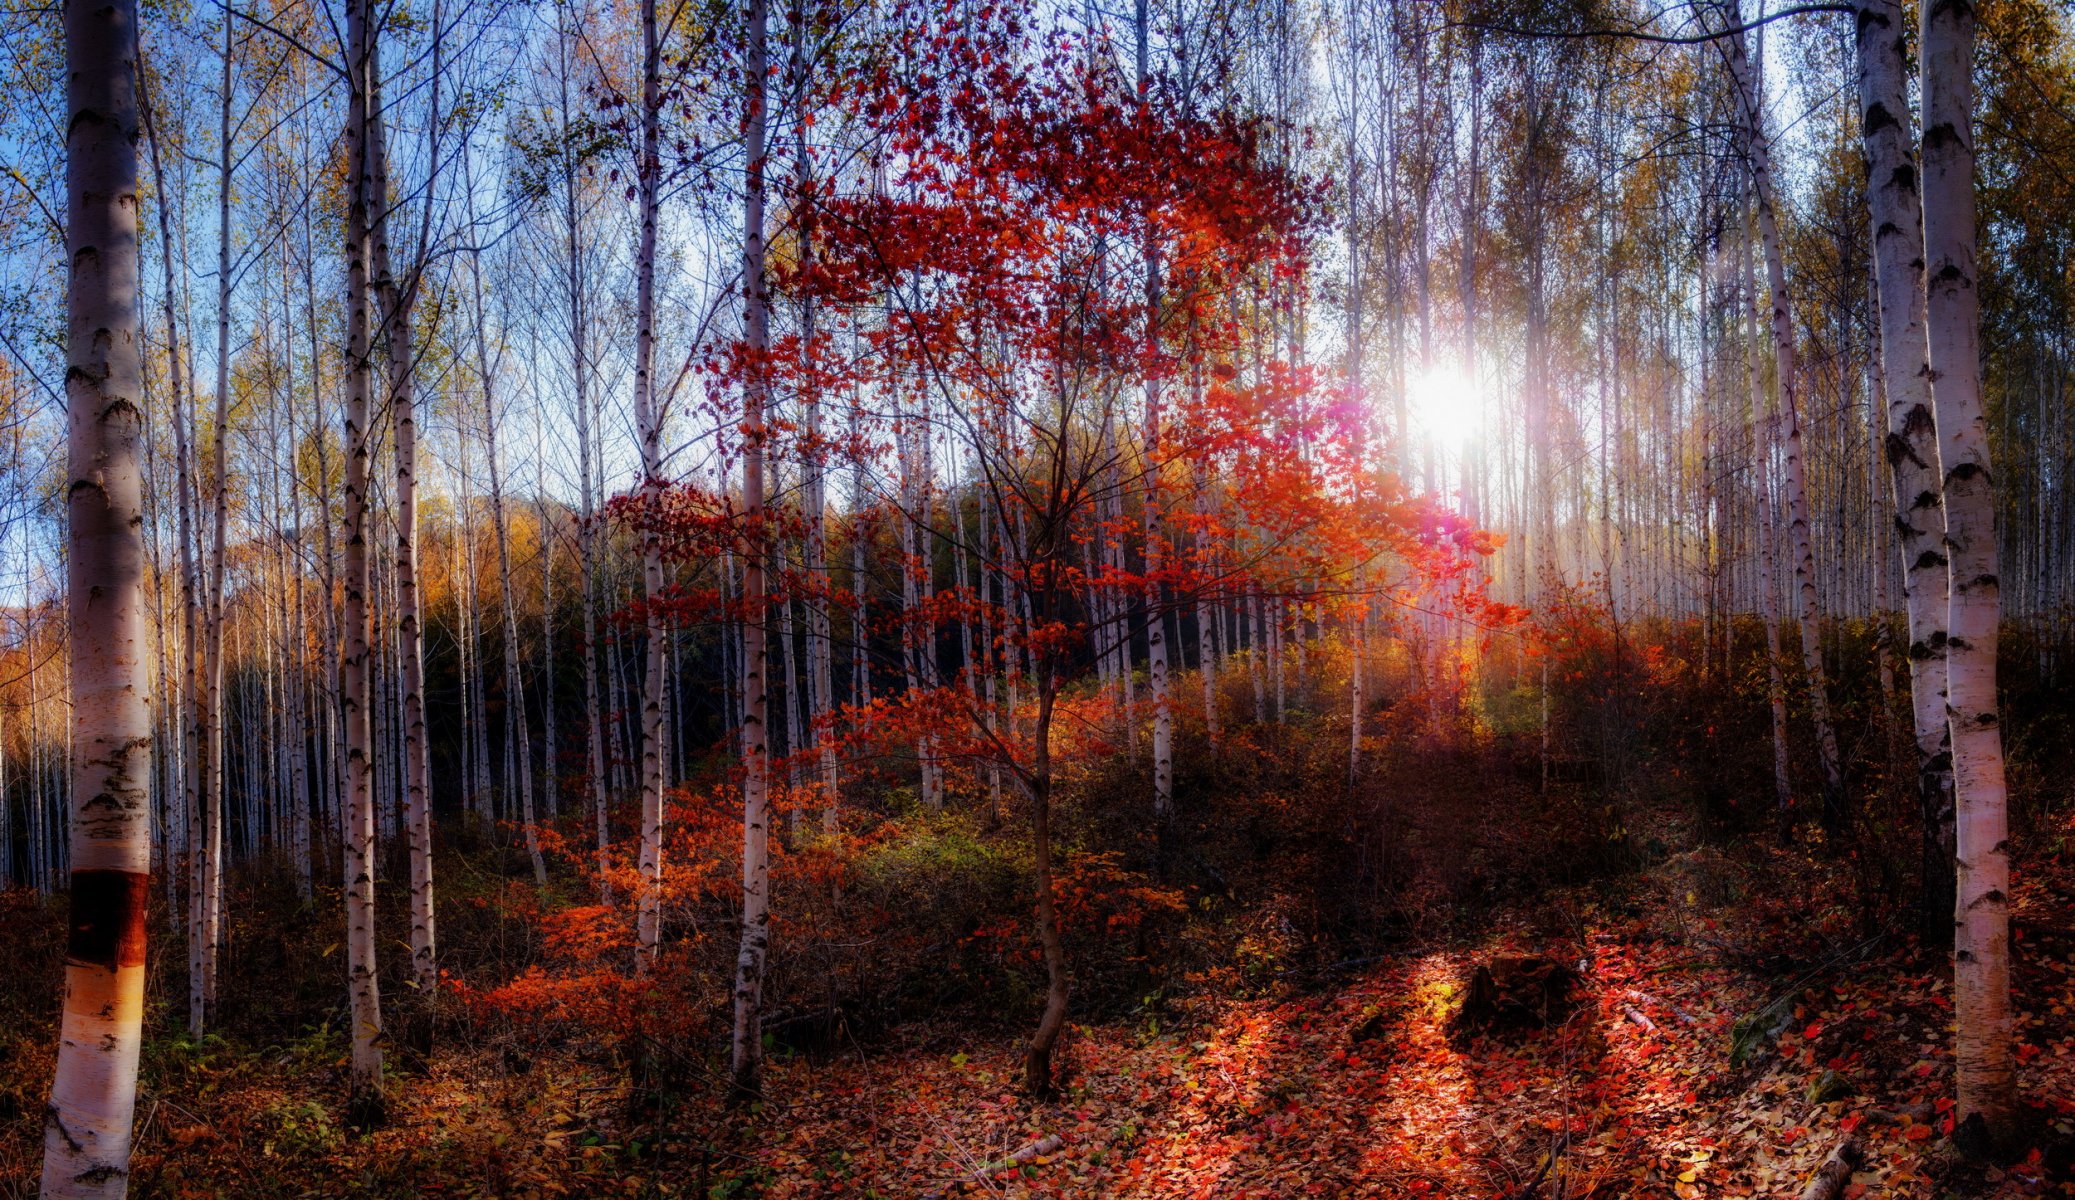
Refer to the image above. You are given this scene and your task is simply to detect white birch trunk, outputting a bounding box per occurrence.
[1855,0,1956,939]
[792,0,837,822]
[339,0,385,1121]
[1921,0,2015,1142]
[42,1,152,1189]
[369,12,438,993]
[475,304,546,886]
[633,0,670,965]
[551,3,607,893]
[731,0,774,1098]
[1743,204,1795,816]
[1723,6,1847,829]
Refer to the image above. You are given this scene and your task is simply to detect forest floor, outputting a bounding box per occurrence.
[9,831,2069,1199]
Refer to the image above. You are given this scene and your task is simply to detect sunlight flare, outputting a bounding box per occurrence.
[1406,365,1484,451]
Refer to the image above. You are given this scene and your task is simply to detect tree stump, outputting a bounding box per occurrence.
[1452,955,1576,1036]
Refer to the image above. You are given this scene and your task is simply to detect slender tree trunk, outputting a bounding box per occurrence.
[791,0,837,824]
[1023,631,1069,1095]
[370,12,438,992]
[473,270,546,885]
[1921,0,2014,1145]
[339,0,385,1123]
[538,438,560,825]
[198,14,238,1022]
[139,63,207,1035]
[1723,4,1847,834]
[898,416,941,809]
[277,236,313,901]
[1344,113,1365,788]
[42,2,152,1189]
[731,0,774,1099]
[571,224,609,897]
[1134,0,1173,829]
[633,0,671,965]
[1744,201,1795,818]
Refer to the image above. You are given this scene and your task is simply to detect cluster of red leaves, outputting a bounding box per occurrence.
[604,0,1518,682]
[964,850,1185,965]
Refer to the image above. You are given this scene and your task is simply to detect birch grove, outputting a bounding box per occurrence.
[8,0,2072,1186]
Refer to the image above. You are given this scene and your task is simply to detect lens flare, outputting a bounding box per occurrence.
[1406,366,1484,450]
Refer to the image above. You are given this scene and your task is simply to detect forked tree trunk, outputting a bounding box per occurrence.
[1854,0,1956,947]
[42,1,152,1191]
[732,0,775,1101]
[339,0,385,1125]
[1921,0,2015,1145]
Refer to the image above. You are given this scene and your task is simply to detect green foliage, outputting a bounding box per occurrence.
[143,1030,233,1083]
[258,1098,344,1159]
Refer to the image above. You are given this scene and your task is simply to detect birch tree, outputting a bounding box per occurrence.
[1719,0,1847,833]
[41,0,152,1190]
[1921,0,2015,1146]
[339,0,385,1125]
[731,0,775,1100]
[1854,0,1953,944]
[633,0,670,966]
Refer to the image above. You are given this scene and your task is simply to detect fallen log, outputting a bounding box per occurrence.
[994,1133,1064,1171]
[921,1133,1066,1197]
[1797,1136,1864,1200]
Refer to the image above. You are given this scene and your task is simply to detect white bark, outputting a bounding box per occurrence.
[732,0,774,1099]
[42,1,151,1190]
[200,14,234,1023]
[1856,0,1955,935]
[1723,5,1847,828]
[545,0,606,896]
[471,257,546,886]
[1134,0,1172,825]
[1743,203,1794,815]
[633,0,670,965]
[138,61,208,1037]
[370,6,438,994]
[1921,0,2014,1141]
[792,0,837,823]
[339,0,385,1120]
